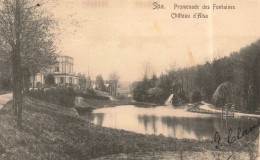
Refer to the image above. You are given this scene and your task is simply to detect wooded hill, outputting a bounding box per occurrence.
[132,39,260,113]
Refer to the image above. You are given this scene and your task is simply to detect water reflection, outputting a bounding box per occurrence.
[87,105,259,140]
[138,115,158,135]
[95,113,105,125]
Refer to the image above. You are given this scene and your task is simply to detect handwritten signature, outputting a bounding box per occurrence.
[213,119,260,159]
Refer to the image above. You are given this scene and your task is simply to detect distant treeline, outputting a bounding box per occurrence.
[132,39,260,113]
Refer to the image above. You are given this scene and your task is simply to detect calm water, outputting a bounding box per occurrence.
[87,105,259,140]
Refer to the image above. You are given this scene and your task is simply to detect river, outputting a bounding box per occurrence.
[87,105,259,141]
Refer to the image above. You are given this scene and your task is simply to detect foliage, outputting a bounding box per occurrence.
[149,73,158,88]
[78,73,87,89]
[171,93,187,106]
[95,74,106,91]
[132,76,151,102]
[116,93,131,101]
[0,0,57,125]
[147,87,164,103]
[108,72,120,96]
[132,81,145,102]
[132,39,260,112]
[191,90,202,103]
[212,82,232,107]
[85,88,96,95]
[75,92,109,100]
[45,74,55,86]
[0,0,57,77]
[28,88,75,108]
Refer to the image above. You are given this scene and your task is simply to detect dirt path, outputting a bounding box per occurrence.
[0,93,12,110]
[199,102,260,118]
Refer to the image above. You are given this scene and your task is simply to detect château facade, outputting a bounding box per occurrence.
[31,55,79,87]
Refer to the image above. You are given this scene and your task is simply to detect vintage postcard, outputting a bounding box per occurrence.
[0,0,260,159]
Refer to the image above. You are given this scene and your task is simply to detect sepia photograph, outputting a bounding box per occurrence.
[0,0,260,159]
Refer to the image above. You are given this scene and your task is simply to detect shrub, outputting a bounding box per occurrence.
[191,90,202,103]
[85,88,96,95]
[74,92,109,100]
[171,93,187,106]
[116,94,131,101]
[147,87,165,103]
[45,74,55,86]
[28,88,75,108]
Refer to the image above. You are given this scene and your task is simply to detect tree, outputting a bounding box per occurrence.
[191,90,202,103]
[86,76,92,89]
[78,73,87,89]
[108,72,120,96]
[140,75,151,101]
[156,73,172,96]
[149,73,158,88]
[95,74,106,91]
[132,81,147,102]
[0,0,57,126]
[147,87,164,103]
[212,82,233,107]
[132,39,260,109]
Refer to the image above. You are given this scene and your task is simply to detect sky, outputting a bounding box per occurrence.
[44,0,260,82]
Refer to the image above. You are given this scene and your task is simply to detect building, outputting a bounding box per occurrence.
[31,55,79,88]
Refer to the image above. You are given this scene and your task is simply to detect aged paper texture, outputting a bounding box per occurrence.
[0,0,260,159]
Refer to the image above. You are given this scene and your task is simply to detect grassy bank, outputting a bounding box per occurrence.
[0,97,257,159]
[187,103,220,115]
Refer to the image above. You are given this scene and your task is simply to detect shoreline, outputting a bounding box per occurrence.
[188,102,260,119]
[75,99,160,115]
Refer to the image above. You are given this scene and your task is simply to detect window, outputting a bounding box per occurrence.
[60,77,64,84]
[69,77,72,84]
[55,67,59,72]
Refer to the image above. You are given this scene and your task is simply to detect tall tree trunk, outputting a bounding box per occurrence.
[12,0,23,127]
[12,46,23,123]
[12,66,17,116]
